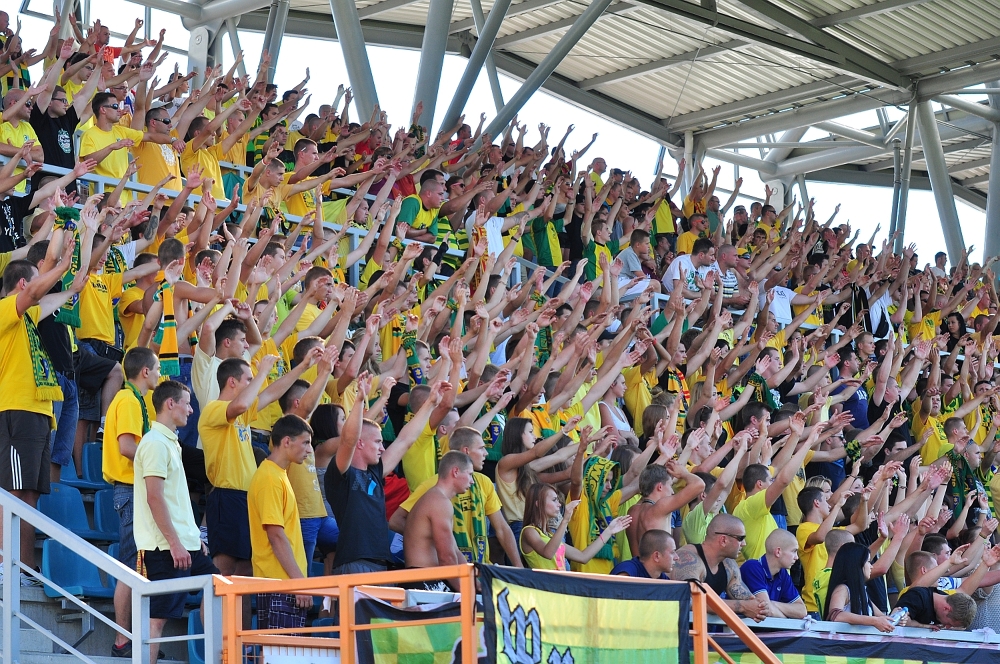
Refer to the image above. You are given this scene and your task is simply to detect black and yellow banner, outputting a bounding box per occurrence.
[478,564,691,664]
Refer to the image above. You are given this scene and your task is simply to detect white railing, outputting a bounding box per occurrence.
[706,613,1000,643]
[0,487,222,664]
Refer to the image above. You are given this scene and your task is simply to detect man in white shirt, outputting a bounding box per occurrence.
[663,237,717,301]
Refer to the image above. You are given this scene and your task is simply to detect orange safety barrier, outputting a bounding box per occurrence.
[692,581,782,664]
[212,564,477,664]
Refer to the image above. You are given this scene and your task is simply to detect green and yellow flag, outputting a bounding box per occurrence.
[479,565,691,664]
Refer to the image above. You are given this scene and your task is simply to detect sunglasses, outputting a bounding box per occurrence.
[715,532,746,541]
[103,103,120,111]
[24,100,33,108]
[153,117,171,125]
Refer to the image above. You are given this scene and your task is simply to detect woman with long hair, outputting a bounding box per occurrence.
[496,416,581,547]
[826,542,902,631]
[519,483,630,570]
[310,403,346,514]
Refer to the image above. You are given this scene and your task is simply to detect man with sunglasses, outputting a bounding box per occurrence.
[672,513,769,621]
[79,92,174,205]
[0,86,45,194]
[29,40,104,196]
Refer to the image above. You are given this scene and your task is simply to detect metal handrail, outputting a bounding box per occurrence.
[0,487,222,664]
[705,613,1000,643]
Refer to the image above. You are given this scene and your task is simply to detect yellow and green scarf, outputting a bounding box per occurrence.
[583,456,620,562]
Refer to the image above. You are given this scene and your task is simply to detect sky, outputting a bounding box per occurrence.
[10,3,990,264]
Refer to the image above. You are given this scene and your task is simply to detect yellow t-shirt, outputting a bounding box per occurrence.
[78,272,124,344]
[654,199,675,236]
[796,520,827,614]
[916,413,951,462]
[623,366,656,437]
[295,302,322,333]
[0,120,39,193]
[134,130,183,193]
[222,130,249,168]
[401,472,502,563]
[117,286,146,352]
[782,450,815,527]
[248,338,286,433]
[813,567,832,618]
[0,297,57,423]
[180,142,227,200]
[732,490,776,561]
[568,487,622,574]
[286,449,327,519]
[248,459,306,579]
[102,388,146,484]
[79,124,145,204]
[282,172,331,219]
[402,423,439,492]
[198,399,259,491]
[675,230,700,256]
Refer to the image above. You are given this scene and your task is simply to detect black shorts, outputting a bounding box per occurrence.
[0,411,52,493]
[141,548,218,619]
[205,488,251,560]
[76,343,118,394]
[257,593,308,630]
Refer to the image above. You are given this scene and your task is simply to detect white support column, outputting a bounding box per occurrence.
[188,26,213,88]
[468,0,506,112]
[915,100,966,264]
[984,81,1000,268]
[895,102,917,253]
[411,0,456,129]
[439,0,512,133]
[225,19,248,79]
[329,0,380,119]
[764,127,808,164]
[481,0,614,141]
[265,0,290,83]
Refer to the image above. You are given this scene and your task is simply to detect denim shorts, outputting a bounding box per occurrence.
[114,483,137,568]
[300,516,339,564]
[50,372,78,467]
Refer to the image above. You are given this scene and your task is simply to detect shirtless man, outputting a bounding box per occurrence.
[671,513,769,621]
[403,451,475,590]
[626,461,704,554]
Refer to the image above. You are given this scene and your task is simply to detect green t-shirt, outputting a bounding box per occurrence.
[531,216,564,267]
[584,239,620,282]
[398,195,439,238]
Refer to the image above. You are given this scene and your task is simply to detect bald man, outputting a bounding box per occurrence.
[672,514,768,621]
[739,529,807,618]
[611,529,678,580]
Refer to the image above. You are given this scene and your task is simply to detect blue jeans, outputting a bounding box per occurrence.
[50,372,79,466]
[175,358,201,448]
[300,516,340,565]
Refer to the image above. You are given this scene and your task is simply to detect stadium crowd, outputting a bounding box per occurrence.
[3,7,1000,661]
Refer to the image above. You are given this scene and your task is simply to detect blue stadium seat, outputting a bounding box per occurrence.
[188,609,205,664]
[58,462,107,492]
[82,443,111,489]
[41,540,115,599]
[37,483,110,541]
[93,489,121,542]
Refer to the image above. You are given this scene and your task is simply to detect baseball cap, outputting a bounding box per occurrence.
[737,247,753,259]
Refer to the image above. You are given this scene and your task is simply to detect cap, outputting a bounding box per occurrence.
[733,205,747,212]
[737,247,753,259]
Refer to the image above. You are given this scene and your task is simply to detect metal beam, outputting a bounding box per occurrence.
[947,157,993,174]
[357,0,421,19]
[329,0,381,119]
[697,88,907,148]
[260,0,289,83]
[933,95,1000,123]
[439,0,512,132]
[764,127,809,163]
[630,0,859,69]
[224,19,247,79]
[724,0,911,88]
[720,140,864,148]
[984,81,1000,270]
[916,100,966,263]
[895,102,917,251]
[449,0,563,33]
[468,0,505,111]
[239,11,463,51]
[578,40,751,91]
[482,0,617,140]
[893,36,1000,76]
[412,0,456,128]
[493,1,639,49]
[810,0,931,28]
[863,137,991,172]
[670,75,875,133]
[963,173,991,186]
[199,0,271,24]
[814,121,886,148]
[803,167,988,213]
[705,149,778,175]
